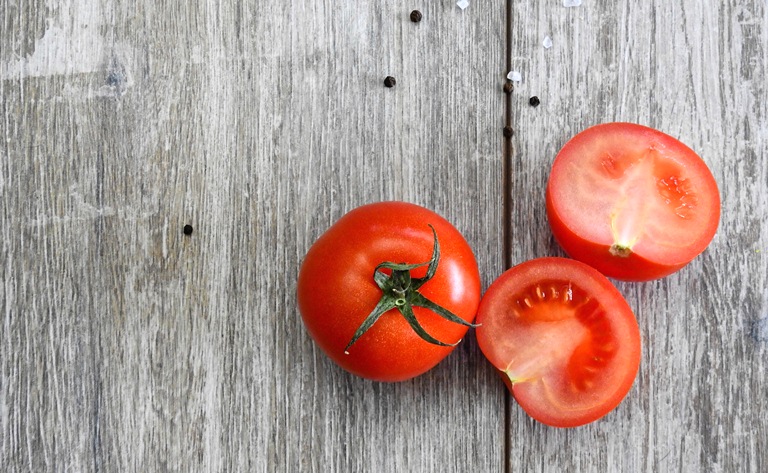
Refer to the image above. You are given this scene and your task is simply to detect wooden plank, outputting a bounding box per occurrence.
[507,1,767,471]
[267,2,506,471]
[1,0,506,471]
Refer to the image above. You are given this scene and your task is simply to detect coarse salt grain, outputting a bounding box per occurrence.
[457,0,469,10]
[543,36,553,48]
[507,71,522,82]
[563,0,582,6]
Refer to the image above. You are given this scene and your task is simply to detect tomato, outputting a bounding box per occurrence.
[546,122,720,281]
[476,257,641,428]
[297,202,481,382]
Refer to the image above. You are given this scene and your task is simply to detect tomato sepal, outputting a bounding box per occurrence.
[343,225,478,354]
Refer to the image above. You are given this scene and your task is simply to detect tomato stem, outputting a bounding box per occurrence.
[344,225,478,353]
[609,244,632,257]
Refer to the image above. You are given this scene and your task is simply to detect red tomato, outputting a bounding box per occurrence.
[476,257,641,428]
[546,123,720,281]
[297,202,481,382]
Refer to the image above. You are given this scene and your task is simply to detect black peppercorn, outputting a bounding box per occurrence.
[503,81,514,94]
[410,10,423,23]
[503,126,514,138]
[384,76,396,88]
[183,225,194,235]
[529,96,541,107]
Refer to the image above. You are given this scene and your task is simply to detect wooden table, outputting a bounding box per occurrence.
[2,1,766,471]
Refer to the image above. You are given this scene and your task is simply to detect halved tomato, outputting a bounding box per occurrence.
[546,122,720,281]
[475,257,641,428]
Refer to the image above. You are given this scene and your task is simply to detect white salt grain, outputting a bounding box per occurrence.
[543,36,553,48]
[507,71,522,82]
[563,0,582,6]
[457,0,469,10]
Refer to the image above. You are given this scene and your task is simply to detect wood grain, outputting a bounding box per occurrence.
[507,1,767,471]
[1,1,505,472]
[2,0,767,472]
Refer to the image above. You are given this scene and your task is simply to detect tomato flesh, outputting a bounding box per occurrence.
[546,123,720,280]
[476,257,641,428]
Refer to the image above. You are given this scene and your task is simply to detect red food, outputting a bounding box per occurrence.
[476,257,641,428]
[546,123,720,281]
[297,202,481,382]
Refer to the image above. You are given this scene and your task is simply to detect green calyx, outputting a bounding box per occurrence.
[344,225,478,354]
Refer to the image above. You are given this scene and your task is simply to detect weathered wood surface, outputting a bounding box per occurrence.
[1,1,505,472]
[1,1,766,472]
[507,1,767,472]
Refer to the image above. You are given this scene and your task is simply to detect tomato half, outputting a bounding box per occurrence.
[297,202,481,382]
[546,123,720,281]
[476,257,641,428]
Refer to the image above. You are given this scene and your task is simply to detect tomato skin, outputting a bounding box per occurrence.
[546,122,720,281]
[297,202,481,382]
[546,190,683,281]
[476,257,641,428]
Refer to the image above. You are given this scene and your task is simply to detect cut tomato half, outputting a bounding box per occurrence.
[476,257,641,428]
[546,122,720,281]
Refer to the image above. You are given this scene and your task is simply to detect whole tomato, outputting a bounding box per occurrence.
[297,202,481,382]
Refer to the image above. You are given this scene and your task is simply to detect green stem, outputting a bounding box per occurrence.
[344,225,478,354]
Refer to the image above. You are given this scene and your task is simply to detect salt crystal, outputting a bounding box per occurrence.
[457,0,469,10]
[563,0,582,6]
[543,36,553,48]
[507,71,522,82]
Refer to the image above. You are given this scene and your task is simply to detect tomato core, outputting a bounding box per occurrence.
[498,280,617,391]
